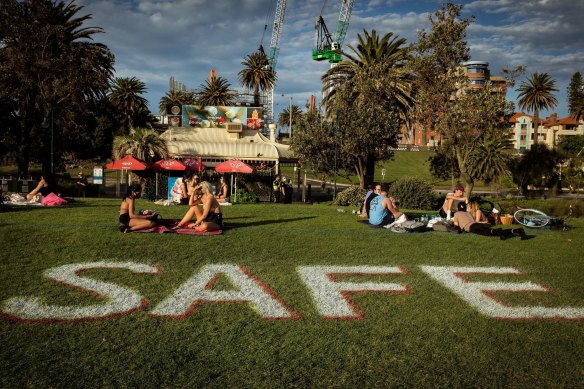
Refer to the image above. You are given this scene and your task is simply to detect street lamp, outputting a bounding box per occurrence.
[289,95,293,139]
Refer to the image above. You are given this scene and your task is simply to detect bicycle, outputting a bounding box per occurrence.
[513,205,572,230]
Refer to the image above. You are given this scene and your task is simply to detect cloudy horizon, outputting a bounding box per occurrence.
[78,0,584,123]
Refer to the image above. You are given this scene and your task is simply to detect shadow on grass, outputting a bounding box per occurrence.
[225,216,316,229]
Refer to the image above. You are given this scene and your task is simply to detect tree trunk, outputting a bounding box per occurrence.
[532,107,539,147]
[253,85,260,107]
[455,146,475,197]
[364,154,375,188]
[355,158,365,189]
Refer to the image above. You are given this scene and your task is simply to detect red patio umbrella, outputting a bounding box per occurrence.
[105,155,148,170]
[182,157,206,172]
[214,159,254,173]
[214,159,254,202]
[152,158,186,171]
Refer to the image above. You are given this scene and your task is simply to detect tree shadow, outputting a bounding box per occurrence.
[224,216,316,229]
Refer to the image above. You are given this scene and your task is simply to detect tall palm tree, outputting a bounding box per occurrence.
[517,72,558,145]
[108,77,149,133]
[321,30,414,121]
[158,89,195,114]
[278,104,303,134]
[469,129,513,185]
[238,50,275,107]
[112,127,168,163]
[196,77,236,106]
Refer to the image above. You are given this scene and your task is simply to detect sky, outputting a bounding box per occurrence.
[77,0,584,124]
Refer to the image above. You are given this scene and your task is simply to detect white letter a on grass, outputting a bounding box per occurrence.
[150,264,298,320]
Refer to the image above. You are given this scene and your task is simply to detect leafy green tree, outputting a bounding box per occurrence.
[320,29,414,186]
[0,0,114,174]
[158,89,195,114]
[517,72,558,144]
[289,110,338,178]
[409,3,474,145]
[511,143,561,195]
[196,77,236,106]
[108,77,149,133]
[428,145,461,182]
[436,81,514,194]
[238,50,275,107]
[295,74,402,188]
[277,104,303,134]
[567,72,584,121]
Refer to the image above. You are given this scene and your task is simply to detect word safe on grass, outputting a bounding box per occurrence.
[1,262,583,323]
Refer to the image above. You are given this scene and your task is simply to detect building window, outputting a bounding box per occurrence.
[520,135,526,140]
[521,124,527,130]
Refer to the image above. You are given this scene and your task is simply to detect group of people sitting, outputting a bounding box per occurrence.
[119,176,225,233]
[361,183,527,239]
[362,183,407,228]
[172,173,230,205]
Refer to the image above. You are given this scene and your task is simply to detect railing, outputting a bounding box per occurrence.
[392,145,438,152]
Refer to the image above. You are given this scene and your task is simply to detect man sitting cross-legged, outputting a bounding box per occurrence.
[368,184,406,227]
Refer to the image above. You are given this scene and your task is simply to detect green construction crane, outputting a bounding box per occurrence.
[312,0,355,63]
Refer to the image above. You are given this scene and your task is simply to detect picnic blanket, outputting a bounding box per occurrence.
[129,219,223,235]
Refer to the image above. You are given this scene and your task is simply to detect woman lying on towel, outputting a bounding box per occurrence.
[26,173,56,201]
[118,183,157,233]
[175,181,223,232]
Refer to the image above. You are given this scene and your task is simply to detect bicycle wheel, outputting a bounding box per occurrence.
[513,209,550,228]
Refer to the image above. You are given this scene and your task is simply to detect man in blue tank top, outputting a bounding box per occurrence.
[368,185,395,226]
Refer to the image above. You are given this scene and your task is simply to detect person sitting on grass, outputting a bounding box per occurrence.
[369,185,405,227]
[118,183,157,233]
[361,183,381,217]
[439,184,467,219]
[451,202,527,240]
[468,201,489,223]
[215,175,230,203]
[175,181,223,232]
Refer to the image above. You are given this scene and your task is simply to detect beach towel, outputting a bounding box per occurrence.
[41,192,68,206]
[128,219,223,235]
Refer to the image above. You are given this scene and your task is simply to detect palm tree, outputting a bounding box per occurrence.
[238,50,275,107]
[112,127,168,163]
[278,104,303,133]
[517,72,558,145]
[469,129,513,185]
[159,89,195,114]
[196,77,236,106]
[108,77,149,133]
[321,30,414,121]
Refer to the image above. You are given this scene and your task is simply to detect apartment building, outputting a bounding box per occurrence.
[510,112,584,151]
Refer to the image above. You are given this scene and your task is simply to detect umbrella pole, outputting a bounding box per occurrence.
[155,171,158,199]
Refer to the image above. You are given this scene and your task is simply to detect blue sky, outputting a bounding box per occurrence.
[78,0,584,123]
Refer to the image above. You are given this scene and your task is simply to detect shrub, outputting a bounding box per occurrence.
[233,188,257,203]
[388,176,435,210]
[333,185,367,207]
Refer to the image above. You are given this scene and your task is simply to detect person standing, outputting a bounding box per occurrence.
[272,174,281,203]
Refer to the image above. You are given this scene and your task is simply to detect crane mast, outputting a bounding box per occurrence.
[265,0,287,127]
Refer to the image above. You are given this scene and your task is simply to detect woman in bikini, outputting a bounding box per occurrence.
[175,181,223,232]
[118,183,157,233]
[215,175,230,203]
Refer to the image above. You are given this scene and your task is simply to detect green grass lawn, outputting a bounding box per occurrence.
[1,199,583,387]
